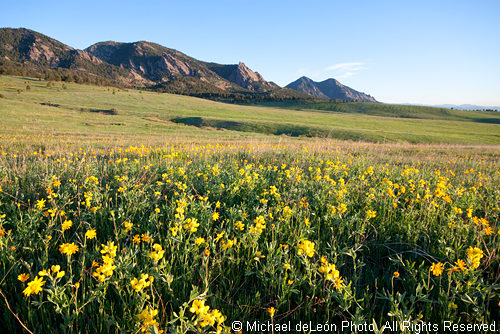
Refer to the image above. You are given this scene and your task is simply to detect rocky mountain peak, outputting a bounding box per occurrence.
[85,41,122,63]
[286,76,377,102]
[233,61,264,84]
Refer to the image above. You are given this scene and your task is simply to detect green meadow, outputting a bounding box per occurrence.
[1,75,499,146]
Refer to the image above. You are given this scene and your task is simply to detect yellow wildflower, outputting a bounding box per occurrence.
[59,243,79,256]
[221,238,236,250]
[23,276,45,296]
[249,215,266,235]
[212,212,219,221]
[215,232,224,242]
[123,221,133,233]
[36,199,46,210]
[366,210,376,219]
[61,220,72,231]
[85,229,97,240]
[268,307,276,318]
[430,262,444,276]
[18,273,30,282]
[455,259,466,271]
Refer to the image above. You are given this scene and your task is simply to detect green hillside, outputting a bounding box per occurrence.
[259,100,500,123]
[0,75,499,146]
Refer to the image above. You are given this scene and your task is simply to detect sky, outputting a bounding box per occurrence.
[1,0,499,106]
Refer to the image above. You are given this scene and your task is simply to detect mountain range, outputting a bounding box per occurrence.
[286,76,377,102]
[0,27,376,102]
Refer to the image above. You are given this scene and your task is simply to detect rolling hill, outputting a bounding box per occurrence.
[0,75,498,145]
[257,99,500,123]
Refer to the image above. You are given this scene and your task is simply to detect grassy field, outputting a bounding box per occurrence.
[0,75,499,333]
[258,100,500,123]
[1,75,499,145]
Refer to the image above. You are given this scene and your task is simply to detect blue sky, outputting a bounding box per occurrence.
[2,0,499,105]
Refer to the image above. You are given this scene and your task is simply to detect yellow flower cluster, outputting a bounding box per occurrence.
[269,185,280,198]
[175,204,186,220]
[467,247,484,269]
[249,215,266,235]
[297,239,315,258]
[189,299,225,331]
[131,274,153,293]
[434,177,451,203]
[221,238,236,250]
[85,175,99,185]
[234,220,245,231]
[50,265,65,278]
[283,205,292,217]
[137,306,161,332]
[83,191,93,208]
[148,243,165,262]
[365,209,376,219]
[183,218,200,232]
[432,248,484,276]
[318,256,344,290]
[93,241,117,282]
